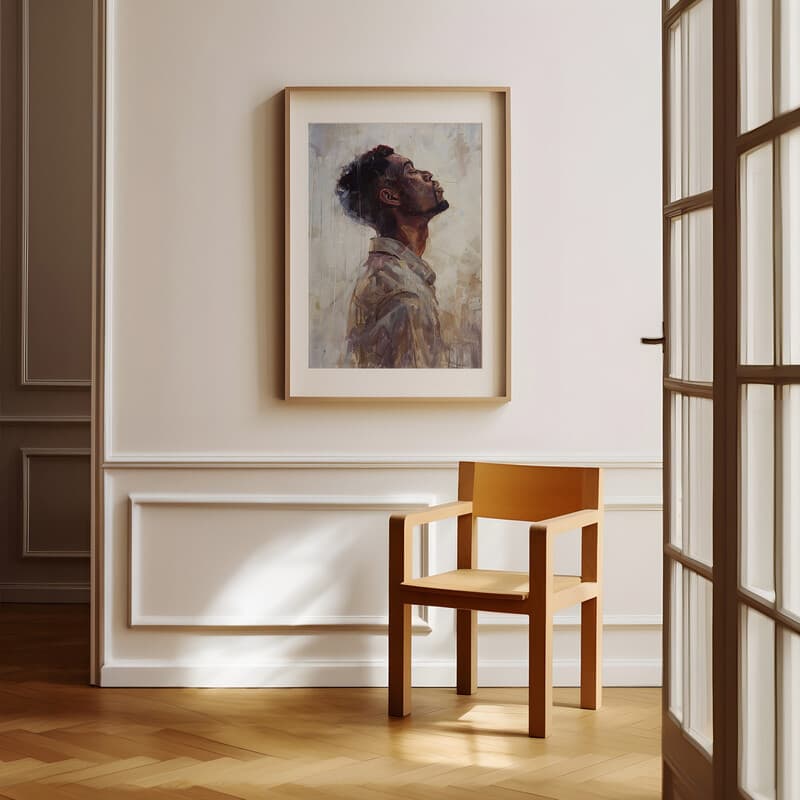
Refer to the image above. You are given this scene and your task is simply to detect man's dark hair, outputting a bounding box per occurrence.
[335,145,395,227]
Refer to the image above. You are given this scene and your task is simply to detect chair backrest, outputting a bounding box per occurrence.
[457,461,601,522]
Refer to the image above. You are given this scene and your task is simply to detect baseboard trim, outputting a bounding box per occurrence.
[100,658,662,688]
[0,582,90,603]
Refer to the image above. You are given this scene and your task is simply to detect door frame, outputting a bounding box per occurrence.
[89,0,107,687]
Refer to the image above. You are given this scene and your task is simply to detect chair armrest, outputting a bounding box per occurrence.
[529,508,601,538]
[390,501,473,532]
[389,501,473,585]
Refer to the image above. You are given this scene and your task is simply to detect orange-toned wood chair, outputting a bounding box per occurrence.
[388,461,603,738]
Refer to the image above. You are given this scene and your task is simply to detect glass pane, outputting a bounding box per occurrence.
[779,628,800,799]
[740,0,774,132]
[741,144,775,365]
[783,385,800,619]
[742,384,776,602]
[670,218,683,378]
[782,129,800,364]
[740,606,776,800]
[778,0,800,115]
[669,21,683,202]
[686,572,713,752]
[688,209,713,381]
[671,393,684,549]
[669,561,684,721]
[669,210,713,381]
[687,398,713,565]
[686,0,712,197]
[668,2,712,202]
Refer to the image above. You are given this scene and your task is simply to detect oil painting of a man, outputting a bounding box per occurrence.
[336,145,452,368]
[308,124,482,370]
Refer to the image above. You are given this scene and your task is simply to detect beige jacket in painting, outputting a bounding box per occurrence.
[345,237,448,369]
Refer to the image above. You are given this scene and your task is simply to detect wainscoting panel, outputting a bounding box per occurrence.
[102,463,662,688]
[0,426,89,600]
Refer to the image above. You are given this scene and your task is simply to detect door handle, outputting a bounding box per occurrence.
[641,322,665,348]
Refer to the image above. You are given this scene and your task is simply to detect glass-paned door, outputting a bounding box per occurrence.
[662,0,716,797]
[737,0,800,796]
[662,1,800,797]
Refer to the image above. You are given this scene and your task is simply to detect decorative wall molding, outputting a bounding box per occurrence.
[604,497,662,511]
[104,456,663,470]
[480,613,662,628]
[129,492,437,511]
[128,493,434,631]
[0,582,89,603]
[0,416,91,423]
[100,657,662,688]
[19,0,91,388]
[126,615,433,632]
[124,490,660,633]
[22,447,91,557]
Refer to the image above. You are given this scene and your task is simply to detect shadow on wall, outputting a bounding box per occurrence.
[251,92,286,404]
[139,508,423,686]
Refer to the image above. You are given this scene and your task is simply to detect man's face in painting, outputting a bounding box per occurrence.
[378,153,450,219]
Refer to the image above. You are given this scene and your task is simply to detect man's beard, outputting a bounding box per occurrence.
[426,198,450,217]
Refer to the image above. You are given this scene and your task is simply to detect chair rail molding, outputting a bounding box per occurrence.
[103,455,663,470]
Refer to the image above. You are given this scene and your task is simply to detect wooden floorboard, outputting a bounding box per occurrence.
[0,605,661,799]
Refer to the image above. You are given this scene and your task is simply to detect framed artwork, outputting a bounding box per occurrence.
[285,86,510,401]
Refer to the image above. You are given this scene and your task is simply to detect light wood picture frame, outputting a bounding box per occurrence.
[285,86,510,401]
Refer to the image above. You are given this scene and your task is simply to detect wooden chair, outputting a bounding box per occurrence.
[388,461,603,738]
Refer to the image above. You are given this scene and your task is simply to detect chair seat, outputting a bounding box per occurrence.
[401,569,582,600]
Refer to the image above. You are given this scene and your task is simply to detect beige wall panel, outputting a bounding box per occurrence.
[0,1,93,603]
[23,0,93,384]
[24,450,90,556]
[0,424,89,592]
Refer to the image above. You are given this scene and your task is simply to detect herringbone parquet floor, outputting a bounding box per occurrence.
[0,605,661,799]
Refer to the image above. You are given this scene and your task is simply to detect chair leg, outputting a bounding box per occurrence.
[580,597,602,710]
[456,609,477,695]
[388,599,411,717]
[529,609,552,737]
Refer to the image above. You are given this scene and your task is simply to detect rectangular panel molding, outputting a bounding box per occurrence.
[128,493,435,630]
[19,0,92,387]
[22,447,91,557]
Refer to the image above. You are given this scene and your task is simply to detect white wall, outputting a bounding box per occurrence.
[102,0,663,687]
